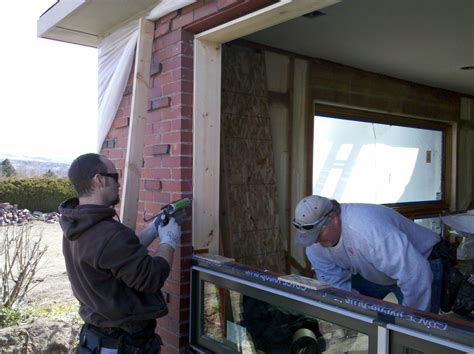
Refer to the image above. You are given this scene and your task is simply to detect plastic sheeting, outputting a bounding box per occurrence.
[147,0,196,21]
[442,211,474,236]
[97,19,139,151]
[97,0,197,151]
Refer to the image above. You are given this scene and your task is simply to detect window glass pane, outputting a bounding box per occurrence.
[313,115,443,204]
[203,282,369,353]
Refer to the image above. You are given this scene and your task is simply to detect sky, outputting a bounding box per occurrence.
[0,1,98,163]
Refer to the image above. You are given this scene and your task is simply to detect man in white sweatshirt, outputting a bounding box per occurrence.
[292,195,443,312]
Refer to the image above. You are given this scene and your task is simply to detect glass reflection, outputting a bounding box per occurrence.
[203,282,369,353]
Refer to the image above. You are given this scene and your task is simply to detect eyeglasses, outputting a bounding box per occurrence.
[292,209,333,231]
[99,172,119,183]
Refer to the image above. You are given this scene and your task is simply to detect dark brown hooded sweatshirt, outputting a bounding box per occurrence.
[59,198,169,333]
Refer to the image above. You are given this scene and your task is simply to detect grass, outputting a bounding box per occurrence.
[0,300,81,328]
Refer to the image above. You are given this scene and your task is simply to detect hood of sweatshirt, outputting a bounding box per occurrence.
[59,198,116,241]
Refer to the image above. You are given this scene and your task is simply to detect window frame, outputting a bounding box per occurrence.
[311,103,453,219]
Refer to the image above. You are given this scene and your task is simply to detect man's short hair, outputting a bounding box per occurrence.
[68,153,107,196]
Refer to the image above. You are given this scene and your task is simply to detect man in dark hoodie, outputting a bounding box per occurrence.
[59,153,181,354]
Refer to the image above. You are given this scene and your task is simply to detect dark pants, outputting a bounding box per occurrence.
[76,322,162,354]
[351,258,443,313]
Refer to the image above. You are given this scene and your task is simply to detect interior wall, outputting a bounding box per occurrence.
[308,59,472,211]
[220,44,286,273]
[458,97,474,210]
[221,42,473,275]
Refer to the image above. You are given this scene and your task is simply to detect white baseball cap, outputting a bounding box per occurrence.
[293,195,333,246]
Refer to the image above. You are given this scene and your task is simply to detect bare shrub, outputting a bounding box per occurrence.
[0,224,47,308]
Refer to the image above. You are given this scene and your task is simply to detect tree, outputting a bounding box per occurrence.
[43,169,56,177]
[0,159,16,177]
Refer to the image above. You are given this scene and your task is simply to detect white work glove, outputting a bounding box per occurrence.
[158,217,181,250]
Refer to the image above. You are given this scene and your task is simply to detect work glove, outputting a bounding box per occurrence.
[158,217,181,250]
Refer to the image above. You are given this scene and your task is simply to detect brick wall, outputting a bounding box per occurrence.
[100,1,276,353]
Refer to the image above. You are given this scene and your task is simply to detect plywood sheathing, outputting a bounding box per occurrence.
[220,44,285,273]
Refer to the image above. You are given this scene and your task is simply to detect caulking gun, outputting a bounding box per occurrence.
[144,197,191,225]
[141,198,192,239]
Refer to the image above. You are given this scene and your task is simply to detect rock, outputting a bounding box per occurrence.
[0,204,57,226]
[0,318,81,353]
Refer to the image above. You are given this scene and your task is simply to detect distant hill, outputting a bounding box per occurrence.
[0,154,70,177]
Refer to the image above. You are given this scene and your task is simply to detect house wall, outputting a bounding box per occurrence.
[100,1,277,352]
[99,1,474,351]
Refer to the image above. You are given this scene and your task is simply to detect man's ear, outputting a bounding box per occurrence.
[92,174,104,189]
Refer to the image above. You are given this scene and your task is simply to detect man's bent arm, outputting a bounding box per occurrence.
[153,243,175,267]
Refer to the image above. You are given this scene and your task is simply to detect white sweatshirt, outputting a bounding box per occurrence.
[306,203,440,311]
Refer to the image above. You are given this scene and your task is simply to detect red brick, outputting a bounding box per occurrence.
[163,131,192,144]
[160,56,181,73]
[171,143,193,156]
[193,2,218,22]
[144,179,162,191]
[157,11,179,25]
[181,1,204,15]
[155,21,171,37]
[157,44,181,62]
[171,168,193,180]
[171,67,193,81]
[153,70,174,88]
[141,168,171,180]
[180,105,193,118]
[160,106,182,120]
[176,245,193,258]
[148,84,162,100]
[171,118,193,131]
[153,29,193,51]
[143,133,159,146]
[151,144,170,155]
[161,81,182,96]
[162,180,192,192]
[112,116,129,128]
[171,11,194,30]
[150,96,171,110]
[170,92,193,106]
[107,149,123,159]
[141,191,171,204]
[153,121,172,134]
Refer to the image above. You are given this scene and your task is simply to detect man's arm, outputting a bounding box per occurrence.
[138,221,159,247]
[306,246,352,291]
[152,244,175,267]
[369,232,432,311]
[152,217,181,266]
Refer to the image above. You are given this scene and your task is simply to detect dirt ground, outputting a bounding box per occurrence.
[24,221,75,308]
[0,221,80,353]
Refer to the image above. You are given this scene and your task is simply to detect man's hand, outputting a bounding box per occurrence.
[158,217,181,250]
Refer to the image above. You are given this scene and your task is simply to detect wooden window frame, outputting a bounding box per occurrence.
[312,103,453,219]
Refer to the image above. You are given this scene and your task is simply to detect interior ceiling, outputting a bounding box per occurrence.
[244,0,474,96]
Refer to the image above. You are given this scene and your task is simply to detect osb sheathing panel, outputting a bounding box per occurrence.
[221,44,285,273]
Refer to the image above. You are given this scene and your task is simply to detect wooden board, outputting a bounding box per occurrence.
[192,39,222,254]
[120,18,154,228]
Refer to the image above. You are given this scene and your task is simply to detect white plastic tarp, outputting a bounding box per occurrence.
[147,0,196,21]
[442,211,474,236]
[97,19,139,151]
[97,0,196,151]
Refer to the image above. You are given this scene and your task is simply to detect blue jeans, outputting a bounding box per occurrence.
[351,258,443,313]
